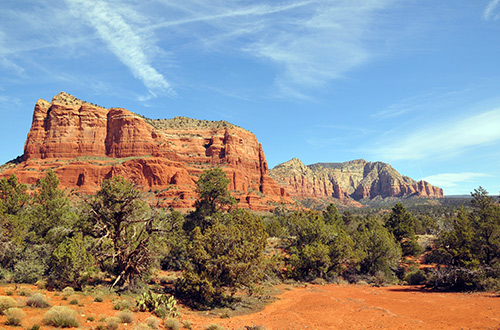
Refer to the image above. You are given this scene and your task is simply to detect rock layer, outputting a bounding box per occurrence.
[270,158,443,201]
[2,92,292,211]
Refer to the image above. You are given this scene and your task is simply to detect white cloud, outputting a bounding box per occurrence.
[421,172,490,188]
[374,109,500,161]
[148,0,395,98]
[65,0,175,97]
[484,0,500,21]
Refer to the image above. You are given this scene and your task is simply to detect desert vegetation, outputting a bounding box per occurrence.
[0,168,499,328]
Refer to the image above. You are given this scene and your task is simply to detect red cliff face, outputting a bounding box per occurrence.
[3,92,292,211]
[270,158,443,203]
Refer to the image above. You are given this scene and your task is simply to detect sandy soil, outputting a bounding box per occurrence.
[187,284,500,330]
[1,283,500,330]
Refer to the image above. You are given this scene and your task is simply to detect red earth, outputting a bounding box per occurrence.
[1,283,499,329]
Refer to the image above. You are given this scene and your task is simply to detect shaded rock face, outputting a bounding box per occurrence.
[3,92,292,211]
[270,158,443,201]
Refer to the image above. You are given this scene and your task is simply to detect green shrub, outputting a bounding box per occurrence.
[133,324,150,330]
[12,259,45,284]
[181,320,192,330]
[94,296,104,302]
[87,316,95,322]
[145,316,160,329]
[26,293,50,308]
[0,296,17,314]
[405,269,427,285]
[69,299,79,305]
[4,307,26,326]
[205,324,225,330]
[165,318,180,330]
[42,306,79,327]
[113,299,133,311]
[116,310,135,323]
[62,287,75,296]
[105,317,121,330]
[28,324,40,330]
[17,287,33,297]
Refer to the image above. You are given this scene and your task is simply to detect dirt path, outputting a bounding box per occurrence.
[188,284,500,329]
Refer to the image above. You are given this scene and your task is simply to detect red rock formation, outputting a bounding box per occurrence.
[270,158,443,202]
[2,92,292,211]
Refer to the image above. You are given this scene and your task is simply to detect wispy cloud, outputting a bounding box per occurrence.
[484,0,500,21]
[374,109,500,161]
[372,89,471,119]
[65,0,175,97]
[422,172,489,188]
[148,0,395,98]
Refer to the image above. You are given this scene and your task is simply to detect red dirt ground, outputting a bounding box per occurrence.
[188,284,500,330]
[1,283,500,329]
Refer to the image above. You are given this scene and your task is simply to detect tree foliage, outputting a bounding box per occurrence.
[185,168,237,231]
[85,176,166,290]
[178,209,267,307]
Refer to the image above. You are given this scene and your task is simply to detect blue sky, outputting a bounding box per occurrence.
[1,0,500,196]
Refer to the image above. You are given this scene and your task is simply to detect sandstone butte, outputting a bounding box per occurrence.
[0,92,293,211]
[269,158,443,203]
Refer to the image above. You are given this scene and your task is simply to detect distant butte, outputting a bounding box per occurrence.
[0,92,292,211]
[269,158,443,204]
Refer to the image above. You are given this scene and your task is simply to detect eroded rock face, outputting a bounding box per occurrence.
[270,158,443,201]
[3,92,292,211]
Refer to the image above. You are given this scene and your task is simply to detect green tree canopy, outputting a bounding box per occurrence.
[178,209,267,307]
[185,168,237,232]
[85,176,166,290]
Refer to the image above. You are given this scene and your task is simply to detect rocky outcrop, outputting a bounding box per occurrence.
[270,158,443,201]
[2,92,292,211]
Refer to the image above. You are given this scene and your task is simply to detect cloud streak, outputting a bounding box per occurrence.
[421,172,489,189]
[148,0,395,98]
[484,0,500,20]
[66,0,175,97]
[374,109,500,161]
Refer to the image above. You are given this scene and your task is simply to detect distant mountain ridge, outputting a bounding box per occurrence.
[269,158,443,202]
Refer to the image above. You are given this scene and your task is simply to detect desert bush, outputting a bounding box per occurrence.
[48,233,95,290]
[28,324,40,330]
[17,287,33,297]
[42,306,79,327]
[285,211,355,282]
[113,299,134,311]
[69,299,79,305]
[205,324,225,330]
[133,324,150,330]
[178,210,267,307]
[405,269,427,285]
[165,318,180,330]
[116,310,135,323]
[145,316,160,329]
[94,296,104,302]
[0,296,17,314]
[105,317,121,330]
[243,326,266,330]
[4,307,26,326]
[62,286,75,296]
[181,320,193,329]
[26,293,50,308]
[12,258,46,284]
